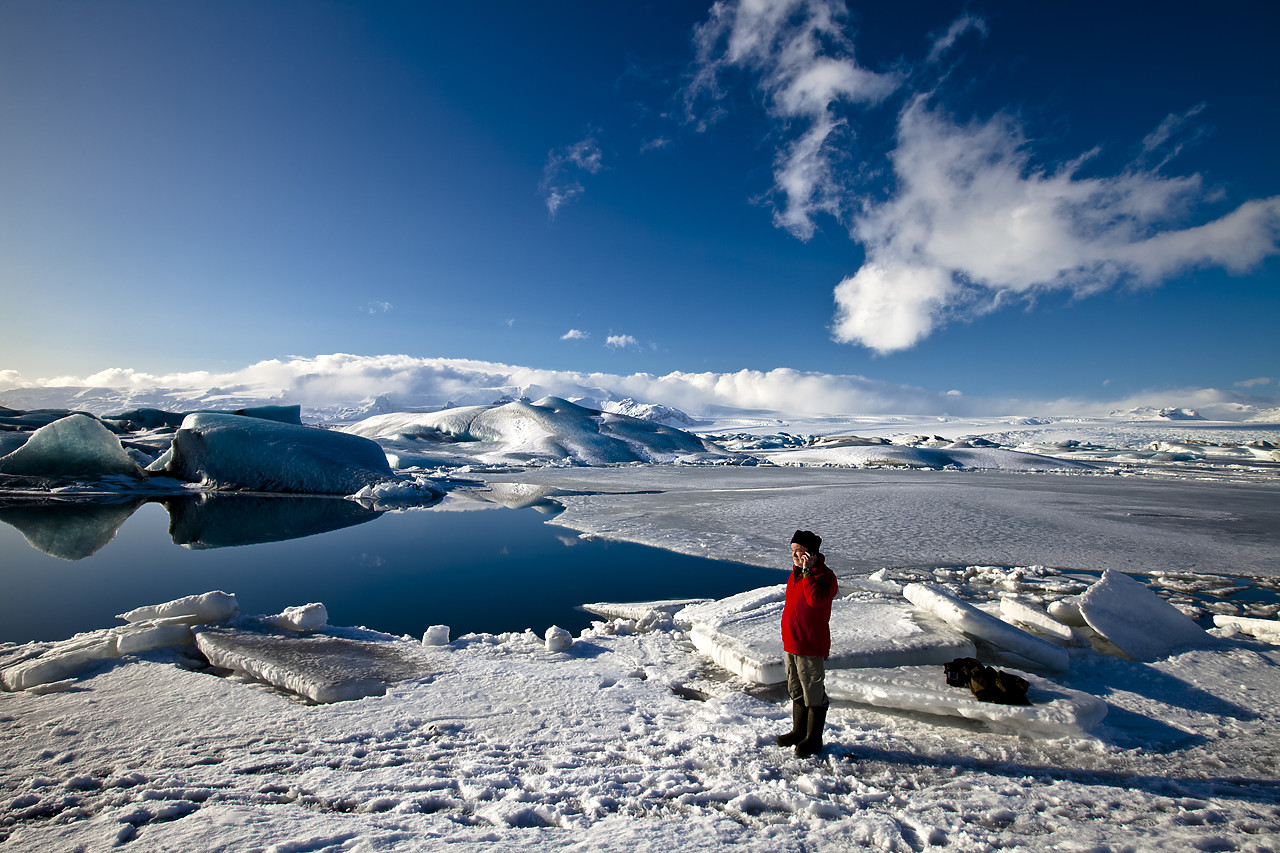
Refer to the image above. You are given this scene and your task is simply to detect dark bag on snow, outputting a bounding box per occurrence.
[943,657,1031,706]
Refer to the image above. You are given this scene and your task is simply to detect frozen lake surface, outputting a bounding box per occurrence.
[0,493,782,643]
[484,467,1280,579]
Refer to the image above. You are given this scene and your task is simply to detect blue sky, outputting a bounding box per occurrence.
[2,0,1278,408]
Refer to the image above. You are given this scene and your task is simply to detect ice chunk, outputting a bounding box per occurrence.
[1,631,118,691]
[193,624,432,703]
[113,617,195,655]
[268,603,328,631]
[544,626,573,651]
[903,583,1069,672]
[999,596,1075,644]
[826,665,1107,737]
[0,413,142,477]
[1047,597,1087,627]
[0,615,203,690]
[117,591,240,625]
[422,625,451,646]
[1078,570,1214,661]
[685,589,975,685]
[1212,615,1280,643]
[155,412,396,494]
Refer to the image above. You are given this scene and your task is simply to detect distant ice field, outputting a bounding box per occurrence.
[483,466,1280,579]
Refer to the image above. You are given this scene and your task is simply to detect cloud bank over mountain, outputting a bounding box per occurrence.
[1,354,1275,423]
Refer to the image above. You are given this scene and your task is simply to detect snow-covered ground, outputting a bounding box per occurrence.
[2,572,1278,852]
[3,403,1280,851]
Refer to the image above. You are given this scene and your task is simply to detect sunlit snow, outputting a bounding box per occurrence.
[2,398,1278,850]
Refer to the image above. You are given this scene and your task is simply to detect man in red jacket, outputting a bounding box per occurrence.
[776,529,838,758]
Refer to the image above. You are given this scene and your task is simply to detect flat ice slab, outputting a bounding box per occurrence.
[678,586,975,685]
[583,599,712,621]
[826,665,1108,738]
[904,583,1070,672]
[1079,570,1213,661]
[194,623,432,703]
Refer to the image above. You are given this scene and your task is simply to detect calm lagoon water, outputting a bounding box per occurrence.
[0,493,784,644]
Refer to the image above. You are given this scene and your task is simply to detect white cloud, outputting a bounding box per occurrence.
[0,370,24,393]
[1140,103,1207,169]
[605,334,640,349]
[688,0,901,239]
[1237,377,1272,388]
[541,136,605,219]
[833,97,1280,353]
[362,301,393,314]
[926,14,987,64]
[684,2,1280,353]
[561,329,590,341]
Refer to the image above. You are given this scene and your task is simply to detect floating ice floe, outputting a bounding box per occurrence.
[1078,570,1214,661]
[150,412,397,494]
[0,413,142,478]
[903,583,1071,672]
[825,665,1108,738]
[194,622,433,703]
[677,586,975,685]
[1212,615,1280,643]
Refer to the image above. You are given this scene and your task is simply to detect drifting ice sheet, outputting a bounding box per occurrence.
[193,624,433,703]
[1080,570,1213,661]
[678,587,975,685]
[826,665,1108,738]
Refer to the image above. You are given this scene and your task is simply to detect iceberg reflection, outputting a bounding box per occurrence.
[0,494,393,559]
[0,498,144,561]
[164,494,386,549]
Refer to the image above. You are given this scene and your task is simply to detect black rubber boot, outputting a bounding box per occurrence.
[775,701,807,747]
[794,704,828,758]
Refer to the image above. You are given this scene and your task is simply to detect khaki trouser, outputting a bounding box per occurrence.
[784,652,828,708]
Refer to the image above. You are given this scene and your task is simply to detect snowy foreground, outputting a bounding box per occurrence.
[2,569,1279,853]
[3,405,1280,851]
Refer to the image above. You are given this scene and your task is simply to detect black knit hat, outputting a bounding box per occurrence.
[791,529,821,552]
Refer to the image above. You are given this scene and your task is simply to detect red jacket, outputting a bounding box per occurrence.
[781,554,838,657]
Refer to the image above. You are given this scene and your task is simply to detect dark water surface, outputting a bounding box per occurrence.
[0,494,783,644]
